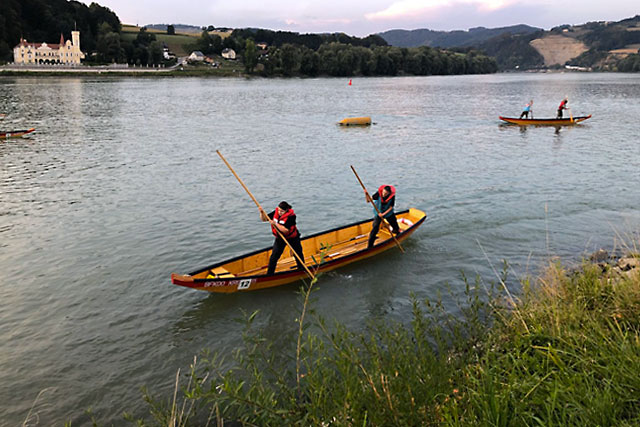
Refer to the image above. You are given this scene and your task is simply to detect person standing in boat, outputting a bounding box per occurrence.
[365,185,401,249]
[519,100,533,119]
[557,97,569,118]
[260,201,305,275]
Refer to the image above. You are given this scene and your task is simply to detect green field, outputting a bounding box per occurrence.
[121,25,198,57]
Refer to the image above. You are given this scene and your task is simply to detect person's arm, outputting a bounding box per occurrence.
[378,196,395,217]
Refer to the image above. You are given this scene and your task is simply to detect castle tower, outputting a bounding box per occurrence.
[71,31,80,50]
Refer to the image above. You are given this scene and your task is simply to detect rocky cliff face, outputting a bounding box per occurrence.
[529,35,588,66]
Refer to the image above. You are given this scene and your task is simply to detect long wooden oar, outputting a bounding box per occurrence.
[350,165,404,253]
[216,150,315,281]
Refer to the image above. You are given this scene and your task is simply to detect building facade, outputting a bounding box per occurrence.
[13,31,85,65]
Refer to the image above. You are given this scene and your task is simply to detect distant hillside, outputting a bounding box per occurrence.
[379,25,541,48]
[380,16,640,71]
[491,15,640,70]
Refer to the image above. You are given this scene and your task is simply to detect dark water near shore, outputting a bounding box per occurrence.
[1,73,639,424]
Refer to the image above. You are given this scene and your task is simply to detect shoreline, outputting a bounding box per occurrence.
[0,67,245,78]
[132,248,640,425]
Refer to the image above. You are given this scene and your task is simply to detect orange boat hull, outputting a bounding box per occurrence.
[171,208,427,293]
[499,115,591,126]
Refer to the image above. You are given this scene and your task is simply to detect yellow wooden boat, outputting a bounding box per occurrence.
[338,117,371,126]
[171,208,426,293]
[499,115,591,126]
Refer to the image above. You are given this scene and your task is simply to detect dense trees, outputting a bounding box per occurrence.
[477,32,545,70]
[243,39,258,73]
[617,53,640,72]
[230,28,387,50]
[250,43,497,77]
[195,30,223,55]
[120,27,166,66]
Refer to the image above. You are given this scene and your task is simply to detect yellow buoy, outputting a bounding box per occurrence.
[338,116,371,126]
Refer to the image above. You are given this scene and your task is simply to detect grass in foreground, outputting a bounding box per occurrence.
[132,255,640,426]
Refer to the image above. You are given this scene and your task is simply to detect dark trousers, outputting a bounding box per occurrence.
[367,214,400,249]
[519,111,530,119]
[267,236,304,275]
[557,109,563,118]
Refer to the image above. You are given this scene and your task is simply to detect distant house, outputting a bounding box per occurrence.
[221,48,236,60]
[256,42,268,50]
[163,46,175,60]
[188,51,205,62]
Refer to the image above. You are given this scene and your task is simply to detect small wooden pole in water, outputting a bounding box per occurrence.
[216,150,315,281]
[350,165,405,253]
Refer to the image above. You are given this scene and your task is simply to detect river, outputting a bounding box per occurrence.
[1,72,639,424]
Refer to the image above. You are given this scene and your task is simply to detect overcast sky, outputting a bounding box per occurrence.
[81,0,639,36]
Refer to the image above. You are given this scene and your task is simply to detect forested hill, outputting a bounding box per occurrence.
[379,25,541,48]
[380,16,640,71]
[0,0,120,61]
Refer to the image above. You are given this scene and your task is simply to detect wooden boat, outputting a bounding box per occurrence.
[1,128,35,139]
[338,117,371,126]
[171,208,426,293]
[499,115,591,126]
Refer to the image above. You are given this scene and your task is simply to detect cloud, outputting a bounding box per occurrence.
[365,0,522,21]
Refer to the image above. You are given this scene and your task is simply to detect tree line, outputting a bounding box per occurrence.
[191,28,498,76]
[617,52,640,72]
[241,41,497,77]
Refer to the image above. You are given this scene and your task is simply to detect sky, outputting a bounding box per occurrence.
[81,0,639,36]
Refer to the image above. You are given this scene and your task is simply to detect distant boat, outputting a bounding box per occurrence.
[171,208,427,293]
[499,115,591,126]
[1,128,35,139]
[338,117,371,126]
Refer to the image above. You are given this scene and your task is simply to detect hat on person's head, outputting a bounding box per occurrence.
[278,201,292,210]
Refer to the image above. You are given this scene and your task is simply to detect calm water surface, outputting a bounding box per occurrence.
[1,73,640,424]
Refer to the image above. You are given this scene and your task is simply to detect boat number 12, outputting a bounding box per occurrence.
[237,279,252,290]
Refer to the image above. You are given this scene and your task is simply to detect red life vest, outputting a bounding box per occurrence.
[377,185,396,203]
[271,208,299,239]
[558,99,567,109]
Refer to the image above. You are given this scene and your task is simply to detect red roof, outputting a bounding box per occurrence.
[14,36,64,50]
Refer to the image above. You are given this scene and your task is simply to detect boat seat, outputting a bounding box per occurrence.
[206,267,235,279]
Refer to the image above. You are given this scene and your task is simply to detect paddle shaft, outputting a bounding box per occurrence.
[350,165,405,253]
[216,150,316,280]
[568,106,574,123]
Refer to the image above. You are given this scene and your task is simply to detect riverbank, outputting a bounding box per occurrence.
[135,250,640,425]
[0,66,244,78]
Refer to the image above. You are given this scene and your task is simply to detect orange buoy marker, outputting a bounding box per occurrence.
[348,79,352,86]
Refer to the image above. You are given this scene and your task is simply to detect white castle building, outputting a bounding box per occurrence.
[13,31,85,65]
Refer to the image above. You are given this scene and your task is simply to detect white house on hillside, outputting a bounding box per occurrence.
[188,51,205,62]
[221,48,236,60]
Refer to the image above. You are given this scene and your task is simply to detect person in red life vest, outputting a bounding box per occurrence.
[557,97,568,118]
[364,185,401,249]
[259,201,305,275]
